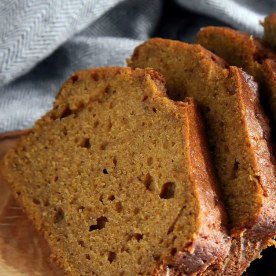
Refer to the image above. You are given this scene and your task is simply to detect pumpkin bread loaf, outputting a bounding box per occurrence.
[1,67,230,275]
[128,39,276,275]
[196,26,276,127]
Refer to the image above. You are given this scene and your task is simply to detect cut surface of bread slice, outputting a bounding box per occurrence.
[128,39,276,274]
[196,26,276,128]
[1,67,229,275]
[263,14,276,51]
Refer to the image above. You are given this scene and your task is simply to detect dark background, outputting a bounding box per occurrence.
[153,0,229,42]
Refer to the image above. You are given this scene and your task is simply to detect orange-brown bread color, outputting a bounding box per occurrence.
[197,26,276,127]
[1,67,230,275]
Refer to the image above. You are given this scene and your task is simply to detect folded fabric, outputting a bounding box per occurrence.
[177,0,276,35]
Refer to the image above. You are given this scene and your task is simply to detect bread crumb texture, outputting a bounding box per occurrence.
[1,67,227,275]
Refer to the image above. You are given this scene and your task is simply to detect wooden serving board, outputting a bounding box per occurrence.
[0,130,274,275]
[0,130,63,276]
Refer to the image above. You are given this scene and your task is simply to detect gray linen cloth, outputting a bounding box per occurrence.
[1,0,276,132]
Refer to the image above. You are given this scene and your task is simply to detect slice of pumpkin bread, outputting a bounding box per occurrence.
[128,39,276,275]
[1,67,230,275]
[196,26,276,127]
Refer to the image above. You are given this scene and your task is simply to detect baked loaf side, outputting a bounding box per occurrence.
[196,26,276,125]
[1,67,229,275]
[263,14,276,50]
[128,39,276,274]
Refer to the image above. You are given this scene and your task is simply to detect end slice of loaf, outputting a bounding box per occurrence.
[128,39,276,275]
[1,67,230,275]
[196,26,276,128]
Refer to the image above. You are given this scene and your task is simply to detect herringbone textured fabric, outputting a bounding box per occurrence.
[0,0,123,86]
[176,0,276,35]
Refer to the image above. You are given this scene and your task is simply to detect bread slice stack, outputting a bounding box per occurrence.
[1,17,276,276]
[128,38,276,275]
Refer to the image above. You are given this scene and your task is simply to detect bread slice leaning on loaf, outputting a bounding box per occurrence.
[128,39,276,275]
[196,26,276,130]
[1,67,230,275]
